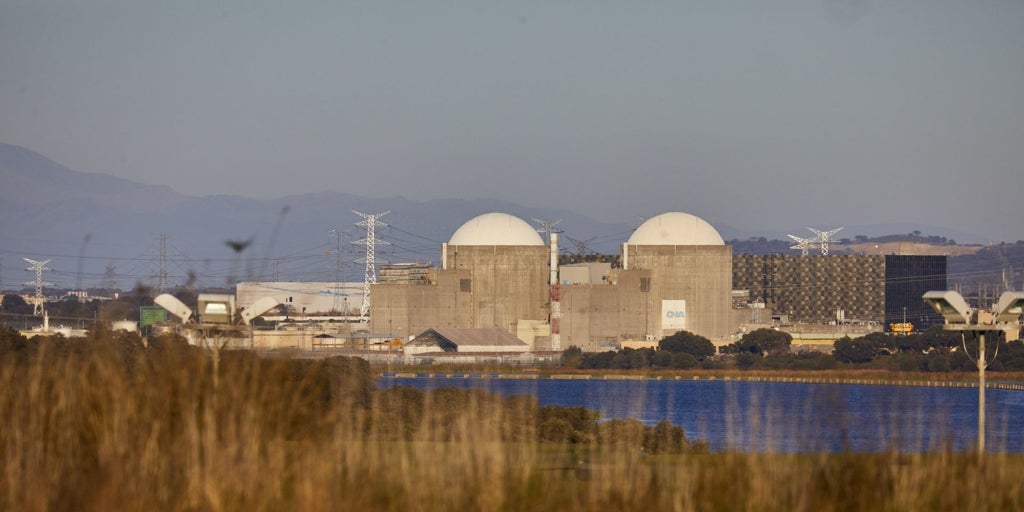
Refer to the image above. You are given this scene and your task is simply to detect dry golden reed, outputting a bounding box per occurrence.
[2,329,1024,511]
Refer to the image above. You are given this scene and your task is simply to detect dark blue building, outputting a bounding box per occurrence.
[885,255,947,332]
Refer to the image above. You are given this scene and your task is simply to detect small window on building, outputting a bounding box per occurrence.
[460,279,472,293]
[640,277,650,293]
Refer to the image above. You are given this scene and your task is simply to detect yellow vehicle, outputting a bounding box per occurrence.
[890,322,914,335]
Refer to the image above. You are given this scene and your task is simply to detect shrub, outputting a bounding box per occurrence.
[651,350,674,368]
[735,353,759,370]
[643,420,690,454]
[561,345,583,368]
[926,355,951,373]
[659,331,716,359]
[833,336,875,364]
[671,352,698,369]
[538,406,597,444]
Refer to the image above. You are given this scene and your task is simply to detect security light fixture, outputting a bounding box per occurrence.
[922,290,973,324]
[992,291,1024,324]
[154,293,194,323]
[156,292,278,325]
[197,294,236,325]
[241,296,281,324]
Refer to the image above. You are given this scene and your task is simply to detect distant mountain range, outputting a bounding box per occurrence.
[0,142,1001,291]
[0,143,633,290]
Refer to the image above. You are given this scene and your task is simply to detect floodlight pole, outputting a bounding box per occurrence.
[926,290,1024,455]
[977,332,986,454]
[947,323,1000,455]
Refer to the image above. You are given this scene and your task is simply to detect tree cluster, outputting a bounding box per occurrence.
[561,330,718,370]
[831,326,1024,372]
[721,328,793,356]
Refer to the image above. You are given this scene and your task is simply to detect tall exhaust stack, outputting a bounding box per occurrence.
[550,233,561,351]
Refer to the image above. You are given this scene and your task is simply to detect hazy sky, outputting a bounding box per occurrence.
[2,0,1023,241]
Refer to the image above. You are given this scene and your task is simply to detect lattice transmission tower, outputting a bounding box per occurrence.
[153,234,170,293]
[353,210,390,321]
[788,227,844,255]
[23,258,52,316]
[787,235,816,256]
[532,218,562,240]
[808,227,844,255]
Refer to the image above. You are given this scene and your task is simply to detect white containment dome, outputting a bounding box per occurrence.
[627,212,725,246]
[448,212,545,246]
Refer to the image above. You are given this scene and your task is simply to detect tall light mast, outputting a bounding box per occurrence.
[353,210,390,322]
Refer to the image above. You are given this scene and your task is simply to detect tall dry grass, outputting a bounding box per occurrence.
[2,329,1024,511]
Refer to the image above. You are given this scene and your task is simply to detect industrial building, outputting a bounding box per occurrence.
[236,281,364,316]
[733,254,946,331]
[885,255,948,331]
[404,328,530,356]
[370,211,735,351]
[559,212,734,349]
[370,212,552,347]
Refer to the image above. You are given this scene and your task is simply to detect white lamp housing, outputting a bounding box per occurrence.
[923,290,973,324]
[241,296,281,324]
[992,291,1024,324]
[154,293,194,323]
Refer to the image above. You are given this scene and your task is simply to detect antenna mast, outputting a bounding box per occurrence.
[353,210,390,321]
[23,258,52,316]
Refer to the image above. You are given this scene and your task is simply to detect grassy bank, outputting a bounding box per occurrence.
[3,329,1024,510]
[383,364,1024,384]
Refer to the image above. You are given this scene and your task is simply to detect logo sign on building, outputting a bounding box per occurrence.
[139,306,168,327]
[661,300,686,330]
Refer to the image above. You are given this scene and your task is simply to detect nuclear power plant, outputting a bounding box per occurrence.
[117,208,947,355]
[368,210,946,353]
[370,211,734,351]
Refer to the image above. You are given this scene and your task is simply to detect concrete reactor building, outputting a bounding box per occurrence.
[370,212,552,346]
[558,212,733,349]
[370,211,735,351]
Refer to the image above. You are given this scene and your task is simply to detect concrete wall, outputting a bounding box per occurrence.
[446,245,551,331]
[369,269,474,340]
[560,262,611,285]
[371,243,733,350]
[560,274,650,351]
[627,244,734,341]
[370,245,550,339]
[252,329,316,350]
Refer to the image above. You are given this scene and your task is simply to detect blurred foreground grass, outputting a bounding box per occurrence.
[2,326,1024,511]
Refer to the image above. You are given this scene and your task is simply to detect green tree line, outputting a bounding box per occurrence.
[562,326,1024,373]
